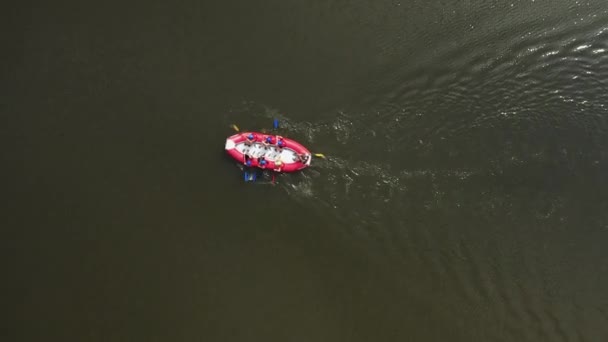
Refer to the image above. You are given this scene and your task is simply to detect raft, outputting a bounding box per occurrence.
[225,132,312,173]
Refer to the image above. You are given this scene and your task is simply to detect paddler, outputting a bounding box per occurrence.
[244,133,255,154]
[274,159,283,172]
[263,135,274,150]
[276,136,285,151]
[258,156,267,169]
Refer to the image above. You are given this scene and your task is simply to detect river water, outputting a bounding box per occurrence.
[5,1,608,341]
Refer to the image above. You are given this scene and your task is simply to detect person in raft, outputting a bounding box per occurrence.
[276,136,285,151]
[299,153,310,164]
[274,159,283,172]
[258,156,267,169]
[244,133,255,152]
[244,154,253,167]
[263,135,274,150]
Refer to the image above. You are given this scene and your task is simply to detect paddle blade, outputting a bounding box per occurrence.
[230,124,240,132]
[313,153,326,159]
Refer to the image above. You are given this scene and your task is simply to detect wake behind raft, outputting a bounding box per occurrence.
[225,132,312,173]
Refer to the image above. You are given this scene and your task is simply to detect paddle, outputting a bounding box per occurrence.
[232,124,255,181]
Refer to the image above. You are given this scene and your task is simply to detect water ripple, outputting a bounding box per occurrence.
[226,2,608,339]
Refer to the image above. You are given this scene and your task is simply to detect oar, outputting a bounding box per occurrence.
[313,153,326,159]
[230,124,239,132]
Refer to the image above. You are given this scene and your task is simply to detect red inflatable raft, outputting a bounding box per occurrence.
[225,132,312,173]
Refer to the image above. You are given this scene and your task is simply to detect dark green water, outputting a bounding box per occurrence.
[5,1,608,341]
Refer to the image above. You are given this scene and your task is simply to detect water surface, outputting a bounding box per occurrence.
[5,1,608,341]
